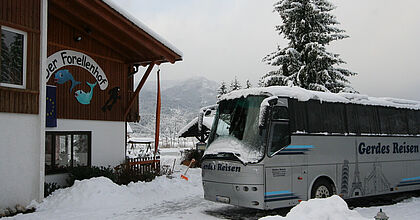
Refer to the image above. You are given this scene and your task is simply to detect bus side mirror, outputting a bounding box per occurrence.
[259,96,278,132]
[259,106,270,134]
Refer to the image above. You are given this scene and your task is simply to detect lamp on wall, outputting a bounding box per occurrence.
[73,35,82,42]
[128,64,140,78]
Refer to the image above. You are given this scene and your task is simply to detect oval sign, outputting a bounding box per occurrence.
[45,50,108,90]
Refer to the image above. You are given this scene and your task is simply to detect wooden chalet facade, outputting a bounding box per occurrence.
[0,0,182,210]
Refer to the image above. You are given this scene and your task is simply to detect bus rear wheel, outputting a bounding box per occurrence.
[311,178,335,199]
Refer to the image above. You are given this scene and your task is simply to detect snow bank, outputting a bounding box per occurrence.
[14,168,204,220]
[10,165,420,219]
[220,86,420,110]
[260,196,368,220]
[36,177,138,212]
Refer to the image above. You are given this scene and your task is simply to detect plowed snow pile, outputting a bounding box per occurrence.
[260,195,368,220]
[10,168,204,220]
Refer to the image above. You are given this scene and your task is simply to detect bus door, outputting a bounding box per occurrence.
[291,154,308,201]
[264,106,306,207]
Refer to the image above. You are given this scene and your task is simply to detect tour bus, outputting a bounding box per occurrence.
[201,86,420,210]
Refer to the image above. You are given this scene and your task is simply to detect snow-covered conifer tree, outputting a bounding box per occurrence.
[230,77,241,91]
[217,81,228,98]
[257,78,265,87]
[245,80,252,89]
[262,0,356,93]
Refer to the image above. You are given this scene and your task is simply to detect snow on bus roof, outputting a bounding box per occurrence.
[102,0,183,57]
[220,86,420,110]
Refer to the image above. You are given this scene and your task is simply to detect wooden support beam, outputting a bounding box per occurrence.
[124,63,155,119]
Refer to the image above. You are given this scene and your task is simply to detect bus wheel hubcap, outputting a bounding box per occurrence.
[315,186,330,198]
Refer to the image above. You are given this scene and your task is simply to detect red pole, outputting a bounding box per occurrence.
[154,69,161,170]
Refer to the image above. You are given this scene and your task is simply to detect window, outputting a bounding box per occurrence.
[271,106,289,120]
[0,26,27,88]
[346,104,380,134]
[268,106,291,156]
[306,100,324,133]
[288,99,308,132]
[377,107,408,134]
[322,103,347,133]
[407,110,420,135]
[45,132,91,174]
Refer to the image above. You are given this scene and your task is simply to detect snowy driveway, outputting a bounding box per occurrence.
[6,165,420,220]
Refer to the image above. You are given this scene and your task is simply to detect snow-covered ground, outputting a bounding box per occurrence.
[6,149,420,220]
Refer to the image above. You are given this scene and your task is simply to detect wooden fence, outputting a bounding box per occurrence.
[126,156,160,175]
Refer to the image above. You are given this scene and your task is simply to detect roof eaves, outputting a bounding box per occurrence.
[102,0,183,60]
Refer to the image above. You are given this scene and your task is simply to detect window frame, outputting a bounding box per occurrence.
[0,25,27,89]
[45,131,92,174]
[267,106,291,157]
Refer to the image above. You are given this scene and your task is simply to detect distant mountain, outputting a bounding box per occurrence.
[162,76,219,114]
[131,76,219,139]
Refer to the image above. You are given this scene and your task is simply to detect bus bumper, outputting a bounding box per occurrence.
[203,181,265,209]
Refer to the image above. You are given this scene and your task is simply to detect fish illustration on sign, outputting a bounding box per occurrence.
[75,82,97,105]
[54,69,81,92]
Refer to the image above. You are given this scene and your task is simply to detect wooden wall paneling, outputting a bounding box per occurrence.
[0,91,3,112]
[3,90,8,112]
[50,1,150,61]
[46,53,129,121]
[33,33,40,88]
[0,0,40,30]
[48,7,132,61]
[44,4,146,121]
[7,0,12,22]
[47,16,126,63]
[16,92,21,113]
[27,32,33,90]
[0,0,40,114]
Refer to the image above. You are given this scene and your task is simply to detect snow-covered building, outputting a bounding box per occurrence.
[178,105,216,150]
[0,0,182,210]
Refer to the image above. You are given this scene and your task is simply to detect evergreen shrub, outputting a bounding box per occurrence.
[44,182,61,197]
[182,149,203,168]
[66,166,117,185]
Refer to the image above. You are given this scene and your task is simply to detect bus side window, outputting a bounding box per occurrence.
[272,106,289,120]
[268,106,291,156]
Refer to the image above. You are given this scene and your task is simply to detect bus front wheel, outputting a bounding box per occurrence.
[311,178,335,199]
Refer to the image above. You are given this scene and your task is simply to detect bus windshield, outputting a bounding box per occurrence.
[205,95,266,164]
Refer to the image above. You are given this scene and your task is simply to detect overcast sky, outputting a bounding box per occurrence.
[110,0,420,101]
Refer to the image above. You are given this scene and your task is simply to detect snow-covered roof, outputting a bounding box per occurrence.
[102,0,183,58]
[220,86,420,110]
[203,116,214,129]
[178,116,214,138]
[128,137,154,143]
